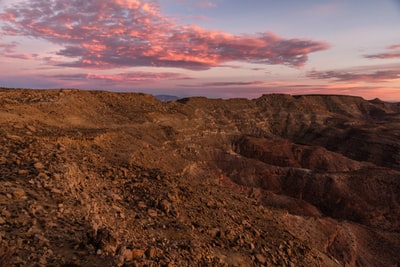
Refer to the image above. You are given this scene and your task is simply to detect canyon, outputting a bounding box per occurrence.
[0,88,399,266]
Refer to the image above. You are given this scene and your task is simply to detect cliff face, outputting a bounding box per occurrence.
[1,88,399,266]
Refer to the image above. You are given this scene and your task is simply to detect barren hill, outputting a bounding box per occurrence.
[1,88,399,266]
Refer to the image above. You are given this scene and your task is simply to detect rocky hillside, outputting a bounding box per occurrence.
[0,88,399,266]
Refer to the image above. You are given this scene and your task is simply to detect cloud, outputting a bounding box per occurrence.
[364,52,400,59]
[0,0,329,70]
[309,3,343,17]
[168,0,216,9]
[388,44,400,50]
[49,71,193,82]
[194,1,216,9]
[200,81,264,87]
[308,70,400,83]
[179,80,266,89]
[0,41,16,53]
[364,44,400,59]
[0,41,38,60]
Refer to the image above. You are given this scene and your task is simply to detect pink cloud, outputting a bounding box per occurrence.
[49,71,193,83]
[0,41,16,53]
[184,15,215,22]
[0,41,38,59]
[308,70,400,83]
[0,0,329,70]
[388,44,400,50]
[364,52,400,59]
[364,44,400,59]
[200,81,264,87]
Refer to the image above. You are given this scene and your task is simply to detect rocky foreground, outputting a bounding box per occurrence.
[0,88,399,266]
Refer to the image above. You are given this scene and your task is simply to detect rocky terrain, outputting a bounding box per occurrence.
[0,88,399,266]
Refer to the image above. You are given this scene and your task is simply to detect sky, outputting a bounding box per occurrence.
[0,0,399,100]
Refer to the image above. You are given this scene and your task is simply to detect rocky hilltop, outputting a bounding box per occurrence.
[0,88,399,266]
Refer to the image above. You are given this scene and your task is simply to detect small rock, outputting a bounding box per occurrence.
[36,172,49,180]
[13,123,24,129]
[148,209,158,217]
[26,125,36,132]
[0,156,7,164]
[206,201,214,208]
[146,246,157,259]
[253,229,261,237]
[93,228,118,256]
[250,243,255,250]
[159,199,171,214]
[18,169,29,175]
[106,191,122,201]
[39,256,47,266]
[1,209,11,218]
[255,254,266,264]
[34,234,50,246]
[241,219,250,227]
[51,188,62,194]
[116,255,125,267]
[122,249,133,261]
[208,228,222,238]
[138,201,147,209]
[0,217,6,224]
[34,162,45,170]
[131,249,145,259]
[6,134,22,141]
[12,188,26,199]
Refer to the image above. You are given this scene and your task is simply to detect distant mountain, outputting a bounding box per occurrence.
[154,94,181,101]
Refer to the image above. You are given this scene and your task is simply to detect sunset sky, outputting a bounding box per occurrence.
[0,0,399,100]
